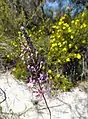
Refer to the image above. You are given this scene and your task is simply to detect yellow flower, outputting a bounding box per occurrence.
[58,42,62,47]
[58,59,61,63]
[50,38,55,43]
[76,19,79,22]
[70,35,73,39]
[18,31,21,34]
[39,47,42,51]
[75,46,78,50]
[55,47,58,51]
[69,44,72,48]
[50,48,54,52]
[63,26,66,29]
[63,41,67,45]
[82,12,84,17]
[56,74,60,78]
[52,31,54,33]
[63,47,67,51]
[83,23,87,28]
[57,35,60,38]
[71,20,74,24]
[58,21,64,25]
[50,76,52,79]
[68,27,72,33]
[82,40,86,44]
[7,55,10,58]
[29,34,32,37]
[58,22,62,25]
[81,23,87,29]
[61,16,65,20]
[62,38,65,41]
[75,19,79,25]
[76,54,81,59]
[75,22,77,25]
[38,30,42,33]
[52,43,57,47]
[66,58,70,62]
[50,35,55,39]
[22,35,24,38]
[64,23,69,27]
[80,25,83,29]
[52,26,56,28]
[48,69,52,74]
[14,44,17,47]
[42,66,45,70]
[21,49,23,52]
[74,53,77,58]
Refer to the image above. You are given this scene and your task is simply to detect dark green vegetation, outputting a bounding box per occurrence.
[0,0,88,91]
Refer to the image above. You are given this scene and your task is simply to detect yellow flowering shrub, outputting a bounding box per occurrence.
[5,8,88,91]
[48,11,88,63]
[46,10,88,90]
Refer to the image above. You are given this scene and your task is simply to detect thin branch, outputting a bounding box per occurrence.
[37,79,51,119]
[1,111,19,116]
[56,97,72,110]
[38,104,63,110]
[0,88,6,104]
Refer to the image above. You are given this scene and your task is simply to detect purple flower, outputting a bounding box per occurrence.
[27,65,30,70]
[29,77,32,82]
[27,82,33,88]
[45,76,49,81]
[31,66,36,71]
[40,73,44,80]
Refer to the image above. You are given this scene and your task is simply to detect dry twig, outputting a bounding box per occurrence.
[0,88,6,104]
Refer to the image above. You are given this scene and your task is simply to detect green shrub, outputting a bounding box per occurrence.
[0,0,26,38]
[46,11,88,90]
[48,12,88,65]
[12,60,30,81]
[12,10,88,91]
[1,1,88,91]
[0,0,26,59]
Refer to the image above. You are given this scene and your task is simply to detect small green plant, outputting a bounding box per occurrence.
[0,0,26,66]
[12,61,29,81]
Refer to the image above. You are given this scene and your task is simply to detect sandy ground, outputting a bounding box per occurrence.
[0,71,88,119]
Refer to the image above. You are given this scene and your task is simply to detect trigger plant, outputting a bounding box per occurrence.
[19,26,51,119]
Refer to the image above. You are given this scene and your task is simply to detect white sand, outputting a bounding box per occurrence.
[0,71,88,119]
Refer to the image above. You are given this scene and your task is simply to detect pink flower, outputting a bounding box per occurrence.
[36,88,43,97]
[27,82,33,88]
[27,65,30,69]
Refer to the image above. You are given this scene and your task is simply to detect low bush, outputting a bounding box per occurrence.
[11,10,88,91]
[1,0,88,91]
